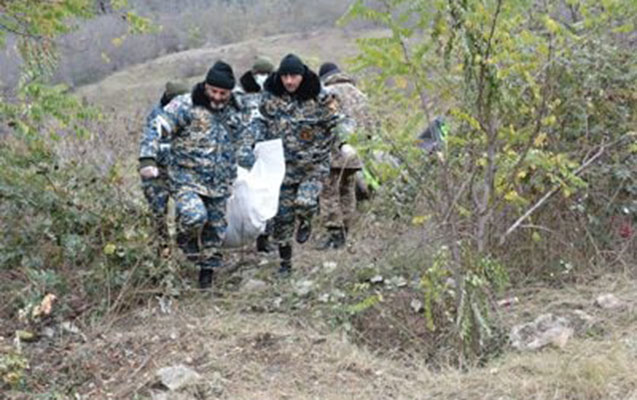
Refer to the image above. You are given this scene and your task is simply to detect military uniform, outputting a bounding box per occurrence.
[319,69,374,247]
[139,82,190,248]
[237,59,277,252]
[140,82,257,273]
[140,103,172,245]
[257,60,343,270]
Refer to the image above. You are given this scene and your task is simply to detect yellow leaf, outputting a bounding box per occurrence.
[412,215,431,226]
[111,36,124,47]
[517,170,527,180]
[544,16,560,34]
[563,187,572,198]
[504,190,525,205]
[101,52,111,64]
[534,132,548,147]
[457,205,471,217]
[532,231,542,242]
[104,243,116,255]
[394,76,408,89]
[16,330,36,342]
[32,293,57,318]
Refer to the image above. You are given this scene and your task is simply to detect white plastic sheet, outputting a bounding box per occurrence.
[223,139,285,248]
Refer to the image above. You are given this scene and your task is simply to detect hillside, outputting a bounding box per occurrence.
[74,28,387,117]
[3,11,636,400]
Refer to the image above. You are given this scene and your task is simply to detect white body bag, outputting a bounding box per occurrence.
[223,139,285,248]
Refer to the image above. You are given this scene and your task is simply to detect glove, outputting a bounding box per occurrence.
[139,166,159,179]
[340,143,357,159]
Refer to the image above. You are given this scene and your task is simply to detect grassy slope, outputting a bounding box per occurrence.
[74,28,387,118]
[14,28,636,400]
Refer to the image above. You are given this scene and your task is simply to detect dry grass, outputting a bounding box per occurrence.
[11,241,637,399]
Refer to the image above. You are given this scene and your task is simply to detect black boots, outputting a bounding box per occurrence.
[198,253,222,289]
[256,234,274,253]
[198,268,214,289]
[317,227,346,250]
[278,244,292,276]
[295,219,312,244]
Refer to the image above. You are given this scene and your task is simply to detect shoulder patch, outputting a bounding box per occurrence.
[164,94,190,114]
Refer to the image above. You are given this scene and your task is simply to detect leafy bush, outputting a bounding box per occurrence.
[342,0,637,363]
[0,138,183,325]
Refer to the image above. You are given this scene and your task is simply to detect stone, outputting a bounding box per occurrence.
[594,294,624,310]
[42,327,56,339]
[318,293,330,303]
[243,279,268,292]
[157,365,202,391]
[510,313,574,351]
[410,299,423,313]
[294,280,314,297]
[389,276,408,288]
[323,261,338,272]
[150,391,196,400]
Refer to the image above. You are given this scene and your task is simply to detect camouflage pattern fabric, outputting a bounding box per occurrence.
[258,90,342,182]
[272,180,323,246]
[139,103,172,244]
[141,172,170,243]
[174,190,226,269]
[139,90,257,198]
[320,168,357,230]
[319,72,376,231]
[257,89,343,246]
[140,84,258,267]
[322,72,375,170]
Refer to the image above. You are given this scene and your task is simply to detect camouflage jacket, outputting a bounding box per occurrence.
[257,70,343,185]
[140,103,171,169]
[322,72,374,169]
[236,71,268,123]
[139,83,257,198]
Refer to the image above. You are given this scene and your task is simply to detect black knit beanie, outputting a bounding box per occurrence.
[278,54,305,76]
[319,62,340,79]
[205,61,235,89]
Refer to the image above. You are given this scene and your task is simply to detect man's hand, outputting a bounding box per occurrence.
[139,166,159,179]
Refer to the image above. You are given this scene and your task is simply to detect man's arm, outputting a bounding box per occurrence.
[138,96,187,175]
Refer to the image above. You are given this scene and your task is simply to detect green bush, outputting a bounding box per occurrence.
[0,139,182,323]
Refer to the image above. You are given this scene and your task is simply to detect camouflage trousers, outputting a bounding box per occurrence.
[174,190,227,270]
[141,170,170,244]
[272,179,323,247]
[320,168,358,230]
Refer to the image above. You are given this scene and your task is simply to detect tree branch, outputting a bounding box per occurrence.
[499,133,631,245]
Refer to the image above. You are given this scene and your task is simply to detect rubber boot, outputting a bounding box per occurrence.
[256,234,274,253]
[198,268,214,289]
[295,219,312,244]
[198,253,222,290]
[278,244,292,276]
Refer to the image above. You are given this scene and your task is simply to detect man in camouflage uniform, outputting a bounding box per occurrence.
[257,54,343,274]
[139,61,256,289]
[318,62,374,249]
[139,81,190,254]
[237,57,278,253]
[238,57,274,108]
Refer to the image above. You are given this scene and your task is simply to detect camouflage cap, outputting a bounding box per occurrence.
[165,81,190,98]
[252,57,274,74]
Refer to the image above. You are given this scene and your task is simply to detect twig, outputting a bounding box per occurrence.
[499,138,617,245]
